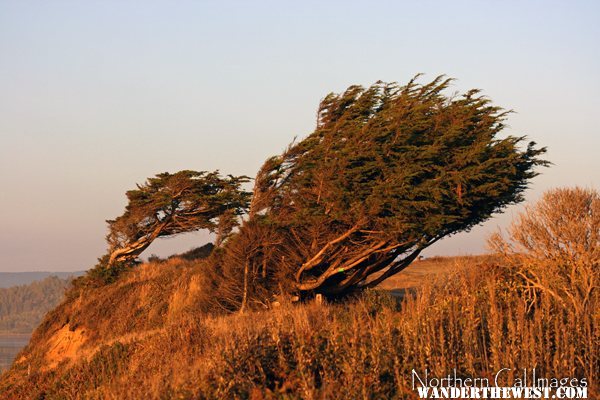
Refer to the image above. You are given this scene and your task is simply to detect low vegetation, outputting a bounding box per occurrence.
[1,256,596,398]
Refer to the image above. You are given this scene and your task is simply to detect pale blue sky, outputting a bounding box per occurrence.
[1,1,598,271]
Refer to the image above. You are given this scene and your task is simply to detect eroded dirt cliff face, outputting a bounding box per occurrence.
[0,257,217,398]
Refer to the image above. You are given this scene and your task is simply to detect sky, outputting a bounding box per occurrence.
[0,1,598,272]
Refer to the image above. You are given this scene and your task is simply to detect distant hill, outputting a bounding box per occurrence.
[0,271,85,288]
[0,276,72,333]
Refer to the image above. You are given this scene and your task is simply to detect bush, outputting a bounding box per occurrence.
[489,187,599,315]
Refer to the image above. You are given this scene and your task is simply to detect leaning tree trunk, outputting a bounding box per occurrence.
[108,217,172,266]
[290,225,442,296]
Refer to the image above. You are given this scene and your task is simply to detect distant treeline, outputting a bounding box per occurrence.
[0,276,70,333]
[0,271,84,288]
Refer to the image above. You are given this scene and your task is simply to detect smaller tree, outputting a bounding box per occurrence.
[106,170,250,266]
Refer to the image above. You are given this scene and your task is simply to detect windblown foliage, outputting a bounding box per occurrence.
[226,76,547,302]
[106,170,250,266]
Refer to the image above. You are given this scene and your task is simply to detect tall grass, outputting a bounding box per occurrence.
[1,257,596,399]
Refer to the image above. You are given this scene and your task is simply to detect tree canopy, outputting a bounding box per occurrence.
[106,170,250,266]
[94,76,547,307]
[227,76,547,301]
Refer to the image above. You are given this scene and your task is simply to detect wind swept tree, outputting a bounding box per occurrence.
[226,75,548,303]
[106,170,250,266]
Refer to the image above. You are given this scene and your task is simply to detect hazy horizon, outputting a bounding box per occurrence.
[1,1,599,272]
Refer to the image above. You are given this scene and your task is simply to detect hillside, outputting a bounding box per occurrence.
[0,253,595,399]
[0,276,71,334]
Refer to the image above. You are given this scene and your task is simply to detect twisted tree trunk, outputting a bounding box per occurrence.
[108,216,173,266]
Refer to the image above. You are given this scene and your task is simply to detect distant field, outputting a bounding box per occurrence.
[375,255,493,297]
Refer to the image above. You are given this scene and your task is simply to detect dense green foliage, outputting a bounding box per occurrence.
[71,76,547,305]
[106,170,250,266]
[223,76,547,303]
[0,276,69,333]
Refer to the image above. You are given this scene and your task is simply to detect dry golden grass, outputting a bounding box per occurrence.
[374,255,493,296]
[0,254,596,399]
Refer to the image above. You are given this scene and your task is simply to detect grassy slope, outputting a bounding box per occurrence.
[0,256,596,399]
